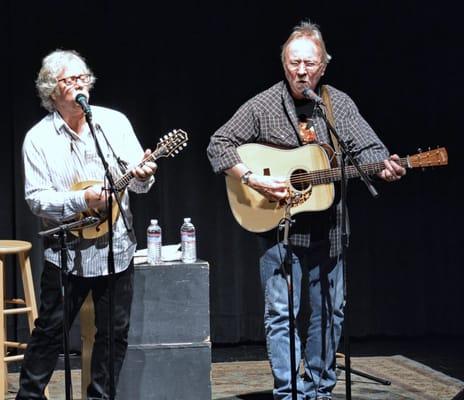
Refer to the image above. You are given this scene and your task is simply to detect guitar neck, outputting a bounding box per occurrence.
[308,157,409,185]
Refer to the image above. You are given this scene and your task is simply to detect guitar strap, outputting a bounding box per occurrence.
[321,85,341,156]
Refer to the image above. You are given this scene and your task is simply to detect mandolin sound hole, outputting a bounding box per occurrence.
[290,169,310,192]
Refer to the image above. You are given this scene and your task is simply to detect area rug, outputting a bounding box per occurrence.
[212,356,464,400]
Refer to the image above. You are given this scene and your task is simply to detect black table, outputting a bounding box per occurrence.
[80,260,211,399]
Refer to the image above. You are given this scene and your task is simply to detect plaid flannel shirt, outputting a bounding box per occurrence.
[207,81,389,257]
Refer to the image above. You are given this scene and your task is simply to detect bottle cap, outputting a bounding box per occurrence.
[150,219,158,224]
[184,217,191,223]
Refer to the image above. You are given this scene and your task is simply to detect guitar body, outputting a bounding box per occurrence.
[69,180,123,239]
[226,144,336,233]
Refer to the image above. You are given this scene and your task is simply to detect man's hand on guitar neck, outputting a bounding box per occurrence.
[377,154,407,182]
[132,149,158,182]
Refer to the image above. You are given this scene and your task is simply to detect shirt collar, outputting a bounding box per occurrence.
[281,81,300,136]
[52,110,91,140]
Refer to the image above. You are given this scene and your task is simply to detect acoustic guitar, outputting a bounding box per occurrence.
[225,144,448,233]
[70,129,188,239]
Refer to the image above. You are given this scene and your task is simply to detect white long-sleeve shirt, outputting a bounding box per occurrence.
[23,106,154,276]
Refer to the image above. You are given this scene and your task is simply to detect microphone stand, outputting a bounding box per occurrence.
[38,216,100,400]
[83,109,130,400]
[279,198,298,400]
[312,98,382,400]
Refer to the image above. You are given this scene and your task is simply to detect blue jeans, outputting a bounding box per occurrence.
[259,241,344,400]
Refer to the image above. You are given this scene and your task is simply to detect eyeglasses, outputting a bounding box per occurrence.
[288,60,324,72]
[57,74,91,86]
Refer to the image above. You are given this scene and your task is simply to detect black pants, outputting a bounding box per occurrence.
[16,261,134,400]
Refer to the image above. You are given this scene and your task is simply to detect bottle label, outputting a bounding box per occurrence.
[181,232,195,242]
[148,233,161,243]
[147,230,162,265]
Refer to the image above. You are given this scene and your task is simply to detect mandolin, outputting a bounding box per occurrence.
[70,129,188,239]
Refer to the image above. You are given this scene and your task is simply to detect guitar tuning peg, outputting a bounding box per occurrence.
[183,143,187,147]
[428,146,431,151]
[175,150,179,154]
[169,132,173,136]
[417,148,422,153]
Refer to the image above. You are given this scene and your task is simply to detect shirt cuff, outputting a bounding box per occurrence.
[130,175,155,193]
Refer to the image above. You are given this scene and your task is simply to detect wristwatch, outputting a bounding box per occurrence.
[240,170,253,185]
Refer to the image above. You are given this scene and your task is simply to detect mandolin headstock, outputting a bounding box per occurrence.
[152,129,189,159]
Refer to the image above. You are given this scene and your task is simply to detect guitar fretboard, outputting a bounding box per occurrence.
[291,158,409,186]
[114,153,157,191]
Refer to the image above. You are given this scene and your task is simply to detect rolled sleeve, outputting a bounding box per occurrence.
[207,101,259,174]
[25,188,89,222]
[336,94,389,164]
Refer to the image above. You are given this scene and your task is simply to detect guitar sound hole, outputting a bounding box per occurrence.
[290,169,310,192]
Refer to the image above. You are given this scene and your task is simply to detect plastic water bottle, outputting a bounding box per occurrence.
[147,219,162,264]
[181,217,196,263]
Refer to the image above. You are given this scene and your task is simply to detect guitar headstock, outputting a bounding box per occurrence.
[408,147,448,168]
[153,129,188,159]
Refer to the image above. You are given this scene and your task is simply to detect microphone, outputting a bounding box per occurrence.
[37,216,100,237]
[302,88,323,104]
[75,93,92,117]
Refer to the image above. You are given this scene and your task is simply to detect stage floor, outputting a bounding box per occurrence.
[5,353,464,399]
[5,336,464,399]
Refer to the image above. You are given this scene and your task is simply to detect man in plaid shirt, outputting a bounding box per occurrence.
[207,20,405,400]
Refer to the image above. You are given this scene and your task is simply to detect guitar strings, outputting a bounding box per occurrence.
[286,158,408,184]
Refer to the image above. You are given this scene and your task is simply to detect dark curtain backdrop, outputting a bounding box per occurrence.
[2,0,463,344]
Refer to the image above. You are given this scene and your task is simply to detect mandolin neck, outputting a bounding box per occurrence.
[114,153,158,191]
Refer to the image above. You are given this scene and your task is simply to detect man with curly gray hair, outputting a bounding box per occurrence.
[17,49,157,400]
[35,50,96,113]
